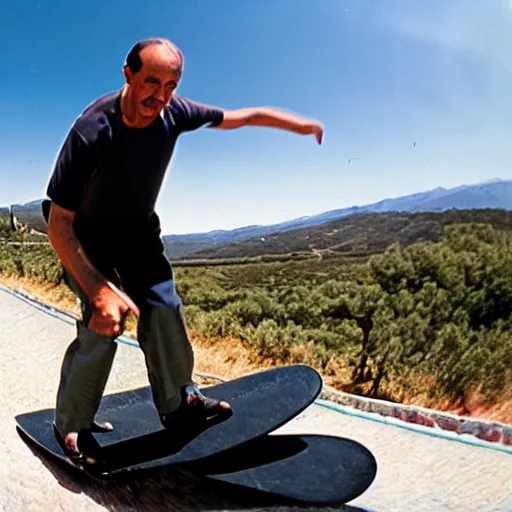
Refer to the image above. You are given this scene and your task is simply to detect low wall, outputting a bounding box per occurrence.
[321,385,512,449]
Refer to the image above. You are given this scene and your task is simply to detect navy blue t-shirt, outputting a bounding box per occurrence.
[44,91,223,238]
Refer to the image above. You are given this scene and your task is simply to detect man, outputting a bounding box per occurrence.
[43,37,323,465]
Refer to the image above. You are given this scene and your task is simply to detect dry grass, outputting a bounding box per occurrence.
[0,274,78,312]
[190,332,278,379]
[1,272,511,424]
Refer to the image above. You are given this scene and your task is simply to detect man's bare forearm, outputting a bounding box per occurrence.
[246,107,313,133]
[214,107,323,143]
[47,207,107,299]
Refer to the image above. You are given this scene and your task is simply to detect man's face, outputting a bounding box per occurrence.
[124,44,182,123]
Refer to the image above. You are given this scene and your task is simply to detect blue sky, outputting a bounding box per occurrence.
[2,0,512,234]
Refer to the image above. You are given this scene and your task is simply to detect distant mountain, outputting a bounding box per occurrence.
[163,179,512,258]
[187,209,512,260]
[2,179,512,258]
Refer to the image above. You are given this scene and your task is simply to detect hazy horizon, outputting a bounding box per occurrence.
[3,175,510,237]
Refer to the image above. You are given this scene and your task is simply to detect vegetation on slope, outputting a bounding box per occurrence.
[174,223,512,405]
[2,212,511,420]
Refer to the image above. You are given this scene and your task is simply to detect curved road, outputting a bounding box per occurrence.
[1,287,511,511]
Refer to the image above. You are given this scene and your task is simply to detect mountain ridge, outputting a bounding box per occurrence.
[162,179,512,257]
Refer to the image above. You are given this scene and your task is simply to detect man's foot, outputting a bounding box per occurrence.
[62,432,99,465]
[53,421,112,466]
[160,384,232,429]
[90,420,114,433]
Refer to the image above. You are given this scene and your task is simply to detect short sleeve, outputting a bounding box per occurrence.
[46,127,94,212]
[170,96,224,132]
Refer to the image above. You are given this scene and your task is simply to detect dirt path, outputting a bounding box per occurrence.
[1,286,511,511]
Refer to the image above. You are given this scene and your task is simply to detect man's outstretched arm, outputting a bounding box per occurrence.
[211,107,324,144]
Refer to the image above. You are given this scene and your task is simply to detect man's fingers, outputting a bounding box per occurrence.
[90,322,120,338]
[89,320,115,338]
[87,282,139,338]
[89,310,122,338]
[106,282,140,317]
[119,292,139,317]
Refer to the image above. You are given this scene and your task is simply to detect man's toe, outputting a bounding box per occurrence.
[219,400,231,409]
[63,432,99,464]
[91,420,114,432]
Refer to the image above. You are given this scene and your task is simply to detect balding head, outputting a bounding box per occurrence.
[125,38,184,76]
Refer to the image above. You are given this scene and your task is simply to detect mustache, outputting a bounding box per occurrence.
[142,97,164,108]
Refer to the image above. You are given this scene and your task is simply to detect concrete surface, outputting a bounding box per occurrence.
[1,286,511,512]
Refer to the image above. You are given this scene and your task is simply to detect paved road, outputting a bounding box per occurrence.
[1,286,511,511]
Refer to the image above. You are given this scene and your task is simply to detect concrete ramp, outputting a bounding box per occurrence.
[0,285,511,511]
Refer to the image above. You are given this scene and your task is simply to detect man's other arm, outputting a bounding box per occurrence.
[45,127,108,300]
[46,126,139,335]
[211,107,323,144]
[46,203,105,299]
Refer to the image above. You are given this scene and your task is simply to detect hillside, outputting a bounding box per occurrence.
[175,209,512,260]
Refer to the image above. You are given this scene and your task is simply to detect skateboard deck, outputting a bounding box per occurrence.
[16,364,322,476]
[196,433,378,506]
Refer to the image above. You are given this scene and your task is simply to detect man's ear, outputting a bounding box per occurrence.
[123,65,133,84]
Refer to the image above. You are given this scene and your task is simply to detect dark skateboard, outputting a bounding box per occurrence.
[194,433,377,505]
[15,364,377,505]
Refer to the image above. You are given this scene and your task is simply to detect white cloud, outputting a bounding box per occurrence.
[380,1,512,73]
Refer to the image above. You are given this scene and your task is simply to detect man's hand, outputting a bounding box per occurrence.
[89,282,140,338]
[302,121,323,145]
